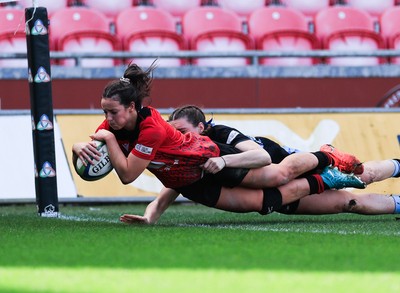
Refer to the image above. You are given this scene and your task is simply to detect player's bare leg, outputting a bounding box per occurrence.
[216,178,313,213]
[360,159,399,185]
[294,190,400,215]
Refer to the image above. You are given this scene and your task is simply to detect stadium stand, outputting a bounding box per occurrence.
[248,6,319,66]
[82,0,133,21]
[314,6,386,65]
[280,0,330,21]
[18,0,69,16]
[344,0,396,19]
[152,0,202,20]
[115,6,186,67]
[50,7,118,67]
[380,6,400,64]
[217,0,266,19]
[182,6,253,66]
[0,8,26,67]
[1,0,400,110]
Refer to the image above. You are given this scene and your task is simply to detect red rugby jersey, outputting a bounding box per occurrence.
[96,106,220,188]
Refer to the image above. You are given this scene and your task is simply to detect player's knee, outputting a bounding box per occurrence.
[274,169,292,186]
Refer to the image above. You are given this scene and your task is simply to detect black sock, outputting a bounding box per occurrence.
[312,151,332,169]
[305,174,325,194]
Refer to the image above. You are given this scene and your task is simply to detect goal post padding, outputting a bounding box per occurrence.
[26,7,59,217]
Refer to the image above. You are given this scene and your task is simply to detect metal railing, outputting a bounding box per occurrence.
[1,49,400,66]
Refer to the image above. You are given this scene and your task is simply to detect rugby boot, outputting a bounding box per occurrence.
[320,166,366,189]
[320,144,364,174]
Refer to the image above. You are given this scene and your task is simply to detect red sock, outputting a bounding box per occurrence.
[305,174,325,194]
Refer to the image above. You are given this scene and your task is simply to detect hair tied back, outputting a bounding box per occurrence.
[120,77,131,84]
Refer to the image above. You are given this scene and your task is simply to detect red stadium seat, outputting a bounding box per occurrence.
[315,6,385,65]
[115,6,185,67]
[345,0,395,19]
[380,6,400,64]
[248,6,319,66]
[50,7,117,67]
[182,6,253,66]
[217,0,265,19]
[18,0,69,16]
[0,8,27,67]
[152,0,202,20]
[281,0,330,20]
[83,0,133,20]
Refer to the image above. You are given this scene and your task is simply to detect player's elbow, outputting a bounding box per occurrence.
[259,150,272,166]
[119,174,134,185]
[264,153,272,166]
[121,179,132,185]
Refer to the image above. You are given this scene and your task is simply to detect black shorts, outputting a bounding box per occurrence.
[211,141,250,188]
[175,167,249,207]
[175,174,222,207]
[255,137,291,164]
[175,141,250,207]
[275,200,300,214]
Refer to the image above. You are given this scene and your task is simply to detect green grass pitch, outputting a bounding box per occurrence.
[1,203,399,293]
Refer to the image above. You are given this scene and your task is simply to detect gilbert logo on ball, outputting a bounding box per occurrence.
[76,140,113,181]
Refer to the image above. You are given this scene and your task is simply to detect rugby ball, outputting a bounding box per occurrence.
[75,140,113,181]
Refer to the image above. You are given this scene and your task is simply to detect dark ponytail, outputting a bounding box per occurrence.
[102,61,157,110]
[168,105,213,135]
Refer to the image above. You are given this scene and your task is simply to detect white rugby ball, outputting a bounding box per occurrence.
[76,140,113,181]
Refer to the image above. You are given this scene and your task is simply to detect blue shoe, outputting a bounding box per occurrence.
[320,166,366,189]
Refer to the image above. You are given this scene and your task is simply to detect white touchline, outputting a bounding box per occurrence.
[177,223,400,237]
[59,214,119,224]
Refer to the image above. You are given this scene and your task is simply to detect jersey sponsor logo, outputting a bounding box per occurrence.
[135,144,153,155]
[226,130,240,144]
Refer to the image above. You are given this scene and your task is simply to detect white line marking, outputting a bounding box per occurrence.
[59,214,400,236]
[59,214,119,224]
[177,223,400,236]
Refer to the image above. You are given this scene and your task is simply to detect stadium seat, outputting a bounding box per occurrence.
[315,6,385,65]
[281,0,330,20]
[152,0,202,20]
[50,7,117,67]
[248,6,319,66]
[0,8,27,67]
[83,0,133,20]
[18,0,69,16]
[217,0,265,19]
[380,6,400,64]
[345,0,395,19]
[115,6,185,67]
[182,6,253,66]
